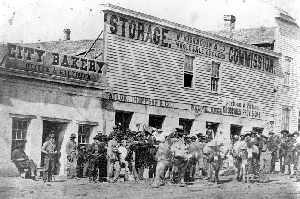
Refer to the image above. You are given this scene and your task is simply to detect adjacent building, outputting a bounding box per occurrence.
[212,8,300,134]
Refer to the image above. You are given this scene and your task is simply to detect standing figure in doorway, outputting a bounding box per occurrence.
[66,133,78,179]
[41,133,58,183]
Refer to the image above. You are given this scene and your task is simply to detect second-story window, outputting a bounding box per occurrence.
[211,61,221,92]
[284,58,291,85]
[184,55,194,88]
[282,107,290,131]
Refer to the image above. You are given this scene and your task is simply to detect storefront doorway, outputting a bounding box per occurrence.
[41,120,68,175]
[230,124,243,138]
[115,110,133,132]
[206,122,219,139]
[149,115,165,129]
[179,118,194,135]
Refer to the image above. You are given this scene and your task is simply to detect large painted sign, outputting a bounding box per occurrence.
[104,11,276,74]
[222,98,262,119]
[5,43,106,83]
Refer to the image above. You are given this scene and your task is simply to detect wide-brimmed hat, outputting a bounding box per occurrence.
[93,135,99,140]
[292,131,299,136]
[280,130,289,134]
[269,131,275,135]
[175,125,184,132]
[112,125,118,129]
[70,133,76,138]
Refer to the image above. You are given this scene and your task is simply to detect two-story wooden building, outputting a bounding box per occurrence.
[100,4,281,140]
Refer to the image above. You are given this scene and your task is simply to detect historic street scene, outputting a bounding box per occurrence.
[0,0,300,198]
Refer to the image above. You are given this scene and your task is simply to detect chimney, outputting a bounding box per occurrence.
[224,15,236,38]
[63,29,71,40]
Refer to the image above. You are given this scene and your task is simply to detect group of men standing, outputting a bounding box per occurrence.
[10,125,300,186]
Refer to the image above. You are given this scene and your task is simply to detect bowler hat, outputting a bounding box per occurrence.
[280,130,289,134]
[70,133,76,138]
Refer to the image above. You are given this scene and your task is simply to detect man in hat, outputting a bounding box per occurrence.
[11,141,37,180]
[107,133,121,183]
[284,133,296,175]
[86,135,100,183]
[66,133,78,179]
[170,125,190,186]
[77,145,88,178]
[268,131,279,174]
[42,133,58,183]
[278,130,288,173]
[109,125,120,137]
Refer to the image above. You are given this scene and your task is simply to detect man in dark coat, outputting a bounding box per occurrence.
[11,141,37,180]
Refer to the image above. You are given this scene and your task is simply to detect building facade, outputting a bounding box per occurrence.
[212,8,300,134]
[0,43,108,176]
[100,4,281,140]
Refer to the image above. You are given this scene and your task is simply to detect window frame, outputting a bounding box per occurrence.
[77,124,93,146]
[281,106,291,131]
[10,115,35,156]
[210,60,222,93]
[183,54,195,89]
[283,57,292,86]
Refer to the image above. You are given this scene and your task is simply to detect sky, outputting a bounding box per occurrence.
[0,0,299,43]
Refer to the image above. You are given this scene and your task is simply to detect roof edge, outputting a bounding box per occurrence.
[100,3,281,58]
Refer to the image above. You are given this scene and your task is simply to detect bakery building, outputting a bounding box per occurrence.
[0,41,108,176]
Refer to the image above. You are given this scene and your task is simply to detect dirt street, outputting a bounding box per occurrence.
[0,174,299,199]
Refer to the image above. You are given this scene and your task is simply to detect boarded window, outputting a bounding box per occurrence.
[284,58,291,85]
[282,107,290,131]
[211,61,221,92]
[184,55,194,88]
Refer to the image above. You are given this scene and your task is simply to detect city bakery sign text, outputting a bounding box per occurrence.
[106,93,174,108]
[104,12,276,74]
[5,43,106,83]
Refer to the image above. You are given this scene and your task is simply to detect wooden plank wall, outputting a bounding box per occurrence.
[274,19,300,133]
[106,32,277,121]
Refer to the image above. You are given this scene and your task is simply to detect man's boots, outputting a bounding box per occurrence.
[138,167,145,180]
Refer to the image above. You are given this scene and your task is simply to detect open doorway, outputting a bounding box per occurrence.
[41,120,68,175]
[230,124,243,139]
[115,110,133,132]
[149,115,165,129]
[180,118,194,135]
[206,122,219,139]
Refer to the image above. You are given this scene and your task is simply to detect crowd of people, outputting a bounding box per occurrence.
[11,124,300,188]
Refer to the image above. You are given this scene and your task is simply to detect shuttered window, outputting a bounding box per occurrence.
[282,107,290,131]
[284,58,291,85]
[184,55,194,88]
[211,61,221,92]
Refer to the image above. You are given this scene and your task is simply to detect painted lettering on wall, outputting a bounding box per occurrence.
[105,93,175,108]
[222,98,262,119]
[5,43,106,83]
[104,12,276,74]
